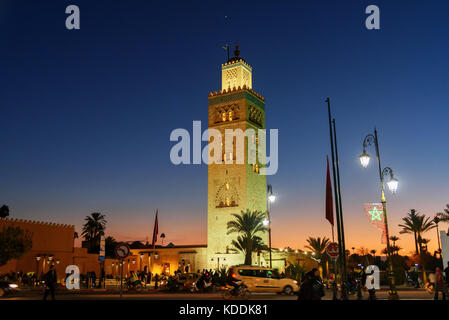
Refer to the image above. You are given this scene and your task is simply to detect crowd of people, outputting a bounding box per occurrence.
[2,261,449,300]
[296,262,449,300]
[0,270,40,287]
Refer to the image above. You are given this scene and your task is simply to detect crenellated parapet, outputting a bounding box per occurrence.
[221,58,252,70]
[208,85,265,102]
[0,217,74,229]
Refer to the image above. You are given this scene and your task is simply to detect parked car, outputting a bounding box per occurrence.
[0,281,19,297]
[228,266,299,295]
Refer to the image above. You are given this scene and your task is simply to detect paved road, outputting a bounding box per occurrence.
[1,289,435,300]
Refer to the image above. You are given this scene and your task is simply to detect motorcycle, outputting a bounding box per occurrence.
[221,281,249,300]
[126,278,144,291]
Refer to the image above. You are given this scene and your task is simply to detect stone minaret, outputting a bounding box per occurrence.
[206,44,268,266]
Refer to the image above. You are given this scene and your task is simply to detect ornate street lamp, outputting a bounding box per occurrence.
[434,216,442,258]
[361,128,400,300]
[359,149,371,168]
[35,256,41,275]
[385,174,399,194]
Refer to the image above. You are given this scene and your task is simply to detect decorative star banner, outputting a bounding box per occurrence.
[364,203,388,244]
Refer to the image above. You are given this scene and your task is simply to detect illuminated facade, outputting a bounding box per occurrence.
[206,44,268,267]
[0,218,101,280]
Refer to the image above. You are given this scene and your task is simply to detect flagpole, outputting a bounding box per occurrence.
[149,209,158,289]
[326,98,348,300]
[332,119,348,290]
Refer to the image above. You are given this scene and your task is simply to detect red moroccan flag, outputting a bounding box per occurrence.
[325,156,334,226]
[151,210,159,248]
[364,203,388,244]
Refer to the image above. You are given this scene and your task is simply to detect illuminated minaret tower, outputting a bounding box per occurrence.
[206,44,268,265]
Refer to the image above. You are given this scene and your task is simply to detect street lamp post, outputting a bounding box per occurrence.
[360,128,399,300]
[35,256,41,277]
[434,216,442,260]
[264,185,276,269]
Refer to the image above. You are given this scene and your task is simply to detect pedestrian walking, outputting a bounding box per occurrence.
[444,261,449,286]
[154,273,159,289]
[43,265,57,300]
[297,268,325,301]
[434,267,447,300]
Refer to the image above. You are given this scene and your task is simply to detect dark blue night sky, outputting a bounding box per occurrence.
[1,0,448,251]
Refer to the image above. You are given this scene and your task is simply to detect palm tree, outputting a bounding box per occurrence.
[382,245,401,255]
[398,209,435,255]
[437,205,449,231]
[357,247,369,256]
[369,249,377,264]
[160,233,166,246]
[230,235,267,261]
[419,238,430,252]
[389,236,400,247]
[82,212,107,253]
[305,236,330,276]
[227,210,267,265]
[285,262,306,282]
[105,236,117,257]
[0,205,9,218]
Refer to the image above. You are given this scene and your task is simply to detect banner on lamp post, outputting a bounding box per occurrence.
[99,235,105,262]
[364,203,388,244]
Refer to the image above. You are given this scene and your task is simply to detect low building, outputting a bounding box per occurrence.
[0,218,100,281]
[124,243,317,276]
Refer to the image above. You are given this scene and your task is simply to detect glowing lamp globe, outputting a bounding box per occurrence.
[263,219,269,227]
[386,177,399,194]
[268,194,276,203]
[359,150,370,168]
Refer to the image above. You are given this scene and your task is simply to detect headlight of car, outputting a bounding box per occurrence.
[9,283,18,289]
[293,280,298,284]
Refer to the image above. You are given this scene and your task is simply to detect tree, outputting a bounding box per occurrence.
[105,236,118,258]
[437,204,449,231]
[0,226,33,266]
[305,236,330,276]
[74,231,79,239]
[398,209,435,255]
[160,233,166,246]
[81,212,107,253]
[382,245,402,256]
[285,262,306,282]
[357,247,370,256]
[227,210,267,265]
[230,235,267,260]
[419,238,430,253]
[369,249,377,264]
[0,205,10,218]
[389,236,400,247]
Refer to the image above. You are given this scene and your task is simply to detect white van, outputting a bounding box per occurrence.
[228,265,298,295]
